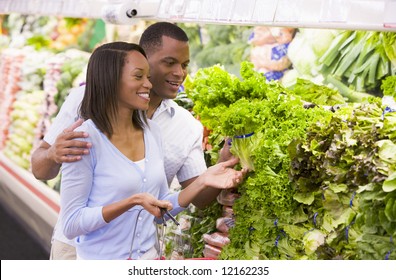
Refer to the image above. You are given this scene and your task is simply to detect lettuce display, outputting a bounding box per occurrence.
[292,78,345,106]
[290,99,396,259]
[186,62,396,259]
[381,76,396,97]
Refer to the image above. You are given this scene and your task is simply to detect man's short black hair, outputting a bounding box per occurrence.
[139,22,188,54]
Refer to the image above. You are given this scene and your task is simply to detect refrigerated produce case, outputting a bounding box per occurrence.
[0,153,59,253]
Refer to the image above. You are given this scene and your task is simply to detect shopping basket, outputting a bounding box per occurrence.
[127,208,214,260]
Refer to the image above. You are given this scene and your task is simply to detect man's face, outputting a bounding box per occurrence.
[147,36,190,101]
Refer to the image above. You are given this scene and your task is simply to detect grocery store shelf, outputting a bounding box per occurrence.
[0,0,395,31]
[0,152,60,253]
[157,0,396,32]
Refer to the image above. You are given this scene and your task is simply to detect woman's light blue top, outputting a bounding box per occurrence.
[60,119,184,260]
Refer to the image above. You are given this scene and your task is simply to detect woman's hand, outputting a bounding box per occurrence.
[201,157,247,189]
[177,157,248,208]
[102,193,172,223]
[138,193,173,218]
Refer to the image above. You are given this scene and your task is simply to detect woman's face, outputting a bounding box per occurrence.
[118,51,152,111]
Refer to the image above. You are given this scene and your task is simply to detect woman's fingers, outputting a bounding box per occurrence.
[140,193,173,218]
[221,157,240,168]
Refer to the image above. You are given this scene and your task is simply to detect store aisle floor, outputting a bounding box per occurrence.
[0,203,49,260]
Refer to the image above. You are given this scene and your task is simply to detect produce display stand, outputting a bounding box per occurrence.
[0,0,395,258]
[0,152,59,253]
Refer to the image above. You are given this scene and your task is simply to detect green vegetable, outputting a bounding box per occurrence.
[182,24,252,75]
[324,74,372,102]
[319,30,353,67]
[293,78,345,106]
[381,76,396,97]
[320,30,394,94]
[382,32,396,68]
[26,35,51,50]
[186,60,396,260]
[219,99,267,171]
[385,196,396,222]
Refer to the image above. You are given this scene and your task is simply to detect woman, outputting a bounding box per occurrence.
[60,42,244,260]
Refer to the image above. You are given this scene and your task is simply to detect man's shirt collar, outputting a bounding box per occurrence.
[155,99,176,118]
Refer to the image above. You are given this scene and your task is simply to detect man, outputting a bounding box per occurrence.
[31,22,234,260]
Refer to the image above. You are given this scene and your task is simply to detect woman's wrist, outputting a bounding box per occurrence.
[178,175,207,207]
[193,173,209,191]
[129,193,143,208]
